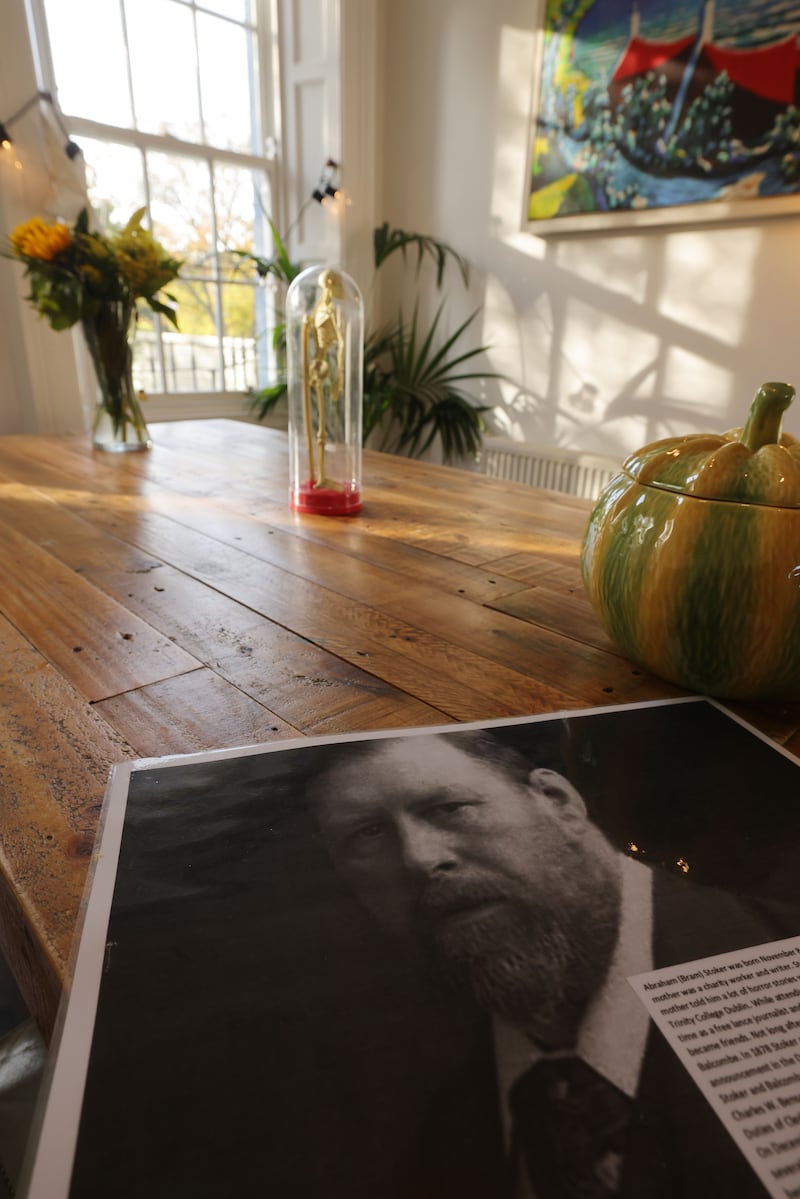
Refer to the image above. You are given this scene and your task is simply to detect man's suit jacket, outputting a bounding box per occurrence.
[413,867,800,1199]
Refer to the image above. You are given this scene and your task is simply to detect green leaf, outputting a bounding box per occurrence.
[122,206,147,235]
[147,297,179,328]
[237,213,507,464]
[372,223,469,289]
[362,299,501,463]
[267,217,299,283]
[227,218,301,287]
[248,383,287,420]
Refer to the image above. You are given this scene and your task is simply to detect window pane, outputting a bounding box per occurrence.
[170,278,218,337]
[213,162,272,279]
[197,13,259,153]
[133,309,163,393]
[79,138,147,229]
[147,152,214,276]
[221,283,259,389]
[125,0,201,140]
[162,279,223,392]
[41,0,278,401]
[43,0,132,126]
[164,330,224,392]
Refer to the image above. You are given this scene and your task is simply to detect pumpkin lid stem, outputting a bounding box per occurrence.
[740,381,795,452]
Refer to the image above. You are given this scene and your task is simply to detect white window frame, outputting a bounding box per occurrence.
[28,0,284,422]
[0,0,376,435]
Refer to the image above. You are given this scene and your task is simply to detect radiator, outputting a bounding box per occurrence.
[477,437,620,501]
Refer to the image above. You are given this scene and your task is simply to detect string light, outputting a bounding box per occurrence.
[0,90,81,162]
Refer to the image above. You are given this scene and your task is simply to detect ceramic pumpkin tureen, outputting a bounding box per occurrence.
[581,381,800,699]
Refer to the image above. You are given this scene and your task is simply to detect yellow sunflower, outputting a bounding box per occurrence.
[10,217,72,261]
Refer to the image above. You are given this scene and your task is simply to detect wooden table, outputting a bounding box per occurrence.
[2,419,799,1040]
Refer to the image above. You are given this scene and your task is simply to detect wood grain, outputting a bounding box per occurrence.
[0,614,135,1035]
[0,420,798,1042]
[0,511,198,702]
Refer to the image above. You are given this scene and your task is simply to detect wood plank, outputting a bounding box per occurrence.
[0,435,146,496]
[480,554,585,588]
[151,497,531,605]
[123,511,642,715]
[0,485,457,738]
[86,564,454,733]
[0,475,570,684]
[0,614,135,1037]
[0,478,160,571]
[0,512,200,702]
[115,422,593,560]
[55,505,576,718]
[485,583,616,654]
[0,457,674,716]
[0,422,592,543]
[93,669,303,756]
[118,440,562,583]
[94,663,453,752]
[0,443,527,610]
[24,429,800,739]
[0,432,578,599]
[378,585,683,708]
[153,419,596,527]
[0,481,458,733]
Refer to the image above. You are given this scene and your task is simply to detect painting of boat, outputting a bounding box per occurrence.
[528,0,800,228]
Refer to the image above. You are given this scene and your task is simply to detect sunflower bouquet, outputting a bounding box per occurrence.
[8,207,181,448]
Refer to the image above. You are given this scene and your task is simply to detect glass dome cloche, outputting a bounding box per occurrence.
[285,265,364,515]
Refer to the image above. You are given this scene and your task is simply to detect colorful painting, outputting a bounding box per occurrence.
[528,0,800,229]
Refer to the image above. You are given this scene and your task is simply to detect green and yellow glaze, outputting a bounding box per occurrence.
[581,382,800,699]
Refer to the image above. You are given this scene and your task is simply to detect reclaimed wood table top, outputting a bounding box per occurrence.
[2,418,799,1041]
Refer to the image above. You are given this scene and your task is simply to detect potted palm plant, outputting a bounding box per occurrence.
[235,220,495,464]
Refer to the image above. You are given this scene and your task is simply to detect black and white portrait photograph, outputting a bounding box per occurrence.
[22,698,800,1199]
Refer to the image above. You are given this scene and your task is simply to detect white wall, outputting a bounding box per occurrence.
[376,0,800,462]
[0,0,87,436]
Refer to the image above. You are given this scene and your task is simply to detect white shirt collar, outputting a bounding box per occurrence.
[576,853,653,1096]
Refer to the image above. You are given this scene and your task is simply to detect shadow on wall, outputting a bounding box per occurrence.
[378,0,800,468]
[478,216,800,463]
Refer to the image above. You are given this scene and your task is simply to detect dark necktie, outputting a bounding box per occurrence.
[509,1054,632,1198]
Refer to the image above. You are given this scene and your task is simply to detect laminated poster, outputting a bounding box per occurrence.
[19,697,800,1199]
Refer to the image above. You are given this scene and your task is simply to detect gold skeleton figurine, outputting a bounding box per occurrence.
[302,269,345,489]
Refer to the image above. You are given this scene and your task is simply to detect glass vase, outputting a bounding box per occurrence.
[82,305,152,452]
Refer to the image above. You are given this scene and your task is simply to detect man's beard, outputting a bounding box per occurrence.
[413,876,620,1044]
